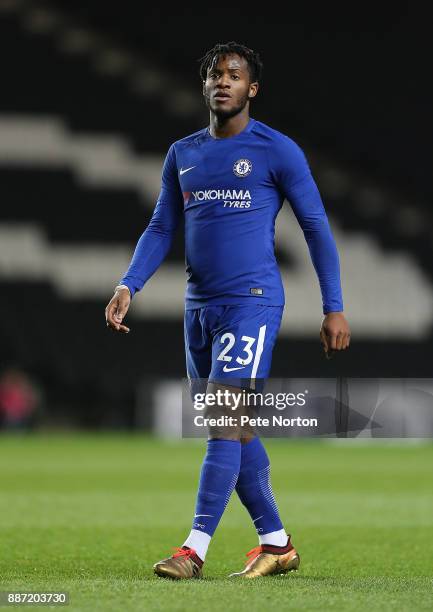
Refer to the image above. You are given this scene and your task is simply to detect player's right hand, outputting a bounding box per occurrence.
[105,286,131,333]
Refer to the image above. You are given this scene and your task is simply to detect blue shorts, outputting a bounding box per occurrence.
[184,305,283,390]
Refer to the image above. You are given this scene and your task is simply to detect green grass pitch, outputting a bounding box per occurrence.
[0,435,432,611]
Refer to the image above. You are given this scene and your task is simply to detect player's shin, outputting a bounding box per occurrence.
[183,438,241,560]
[236,436,287,546]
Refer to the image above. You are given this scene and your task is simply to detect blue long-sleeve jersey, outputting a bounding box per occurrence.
[120,118,343,314]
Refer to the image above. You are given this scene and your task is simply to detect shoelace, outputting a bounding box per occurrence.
[172,547,196,560]
[245,546,263,565]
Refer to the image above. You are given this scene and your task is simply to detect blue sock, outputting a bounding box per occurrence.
[235,437,284,536]
[191,439,241,537]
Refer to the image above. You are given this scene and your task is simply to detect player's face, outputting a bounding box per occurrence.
[203,53,258,118]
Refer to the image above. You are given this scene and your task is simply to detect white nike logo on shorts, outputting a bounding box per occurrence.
[222,365,245,372]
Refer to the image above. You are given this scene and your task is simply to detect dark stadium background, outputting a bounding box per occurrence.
[0,1,432,429]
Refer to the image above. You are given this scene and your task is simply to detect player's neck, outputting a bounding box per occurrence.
[208,111,250,139]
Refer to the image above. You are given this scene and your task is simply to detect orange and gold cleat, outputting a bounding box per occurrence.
[229,536,300,578]
[153,546,203,579]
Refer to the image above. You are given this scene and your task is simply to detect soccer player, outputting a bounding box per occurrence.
[105,42,350,579]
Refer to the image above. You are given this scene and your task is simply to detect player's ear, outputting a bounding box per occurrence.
[202,81,206,96]
[248,81,259,99]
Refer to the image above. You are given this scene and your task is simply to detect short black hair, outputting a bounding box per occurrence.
[198,42,263,83]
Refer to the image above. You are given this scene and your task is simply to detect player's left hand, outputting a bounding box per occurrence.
[320,312,351,358]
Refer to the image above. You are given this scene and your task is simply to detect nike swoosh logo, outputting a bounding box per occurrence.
[179,166,196,175]
[222,365,246,372]
[194,514,214,518]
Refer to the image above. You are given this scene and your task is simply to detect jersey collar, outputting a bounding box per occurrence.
[205,117,256,141]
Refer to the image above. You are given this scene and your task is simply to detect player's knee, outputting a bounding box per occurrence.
[208,429,242,441]
[240,431,256,444]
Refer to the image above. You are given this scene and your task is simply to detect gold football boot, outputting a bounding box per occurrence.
[229,536,300,578]
[153,546,203,579]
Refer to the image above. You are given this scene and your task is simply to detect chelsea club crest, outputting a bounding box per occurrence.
[233,159,252,178]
